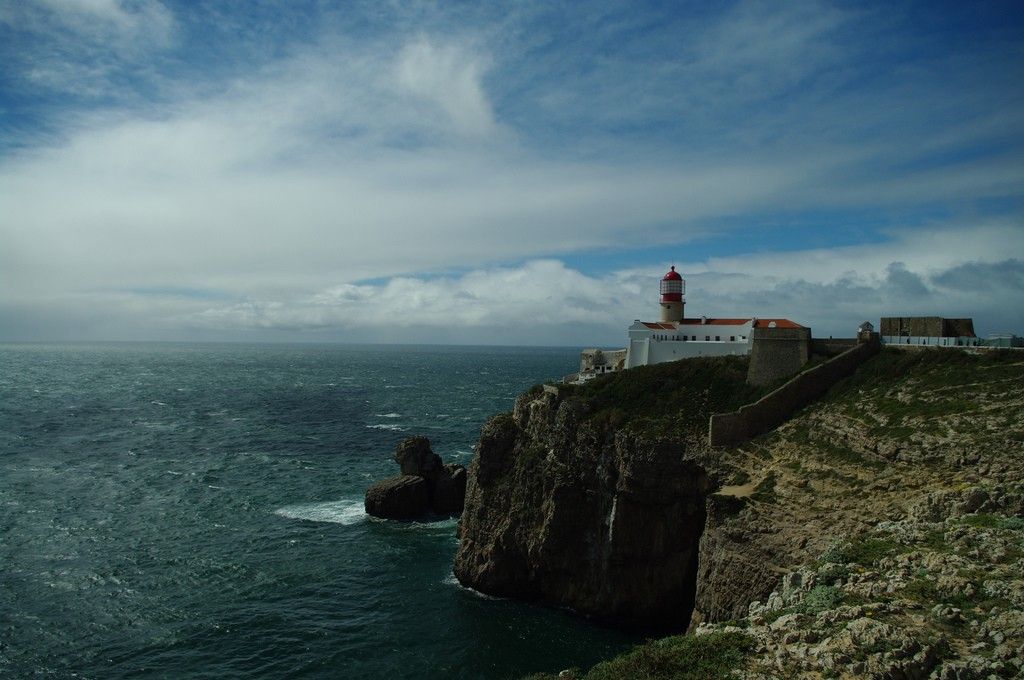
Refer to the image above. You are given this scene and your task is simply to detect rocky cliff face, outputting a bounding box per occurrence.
[453,386,713,627]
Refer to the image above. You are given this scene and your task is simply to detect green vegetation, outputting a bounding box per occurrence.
[904,576,1010,613]
[902,577,939,603]
[523,632,753,680]
[844,536,903,565]
[761,585,866,626]
[921,530,948,551]
[958,513,1024,530]
[832,348,1021,394]
[999,516,1024,530]
[829,348,1023,428]
[820,535,904,567]
[785,425,886,470]
[796,585,845,614]
[566,355,767,437]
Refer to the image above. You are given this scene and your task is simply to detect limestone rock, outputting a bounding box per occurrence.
[394,436,443,477]
[364,475,430,520]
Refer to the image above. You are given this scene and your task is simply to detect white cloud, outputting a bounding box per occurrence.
[6,222,1013,344]
[395,37,498,138]
[0,34,831,305]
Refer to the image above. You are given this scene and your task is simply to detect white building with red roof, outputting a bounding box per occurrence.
[623,266,809,374]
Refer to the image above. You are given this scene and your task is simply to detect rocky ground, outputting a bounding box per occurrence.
[697,490,1024,678]
[692,349,1024,626]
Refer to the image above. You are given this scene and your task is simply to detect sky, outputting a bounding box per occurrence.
[1,0,1022,346]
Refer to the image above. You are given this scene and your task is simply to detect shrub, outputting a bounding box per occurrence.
[960,513,999,528]
[582,632,753,680]
[998,516,1024,530]
[960,513,1024,531]
[797,585,846,614]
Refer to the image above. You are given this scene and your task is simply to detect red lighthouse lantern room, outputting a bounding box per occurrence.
[659,266,685,323]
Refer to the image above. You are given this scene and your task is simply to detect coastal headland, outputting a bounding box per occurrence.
[453,348,1024,678]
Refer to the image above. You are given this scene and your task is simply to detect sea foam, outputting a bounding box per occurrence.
[275,499,366,525]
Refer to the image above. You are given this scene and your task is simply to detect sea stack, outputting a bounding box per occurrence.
[365,436,467,520]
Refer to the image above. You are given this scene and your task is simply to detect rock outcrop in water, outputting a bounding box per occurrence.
[365,436,466,520]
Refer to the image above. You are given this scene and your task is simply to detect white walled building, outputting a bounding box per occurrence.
[627,318,751,368]
[569,266,809,383]
[623,266,806,370]
[625,317,806,368]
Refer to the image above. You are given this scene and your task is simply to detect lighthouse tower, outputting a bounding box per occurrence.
[659,266,685,323]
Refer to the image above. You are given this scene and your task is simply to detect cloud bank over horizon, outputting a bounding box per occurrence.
[1,0,1022,344]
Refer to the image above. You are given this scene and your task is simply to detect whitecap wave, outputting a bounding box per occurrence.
[374,412,402,418]
[365,424,406,431]
[443,572,502,600]
[275,500,367,526]
[394,516,458,531]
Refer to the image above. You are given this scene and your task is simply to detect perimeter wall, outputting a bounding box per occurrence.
[709,337,881,447]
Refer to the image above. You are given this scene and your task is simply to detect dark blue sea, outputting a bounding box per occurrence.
[0,343,643,679]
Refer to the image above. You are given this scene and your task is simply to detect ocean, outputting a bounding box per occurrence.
[0,343,644,679]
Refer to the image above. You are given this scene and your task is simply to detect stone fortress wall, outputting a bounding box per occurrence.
[809,338,858,356]
[746,327,812,386]
[880,316,976,338]
[709,335,881,447]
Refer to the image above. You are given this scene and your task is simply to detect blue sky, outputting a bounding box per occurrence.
[1,0,1022,344]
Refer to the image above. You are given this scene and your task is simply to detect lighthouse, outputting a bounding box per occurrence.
[659,266,685,323]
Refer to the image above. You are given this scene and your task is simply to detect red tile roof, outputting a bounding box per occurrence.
[641,318,805,329]
[679,318,750,326]
[752,319,804,329]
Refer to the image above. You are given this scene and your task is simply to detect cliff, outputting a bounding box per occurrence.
[453,356,765,627]
[457,348,1024,678]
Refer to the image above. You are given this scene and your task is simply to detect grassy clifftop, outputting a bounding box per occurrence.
[557,355,768,437]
